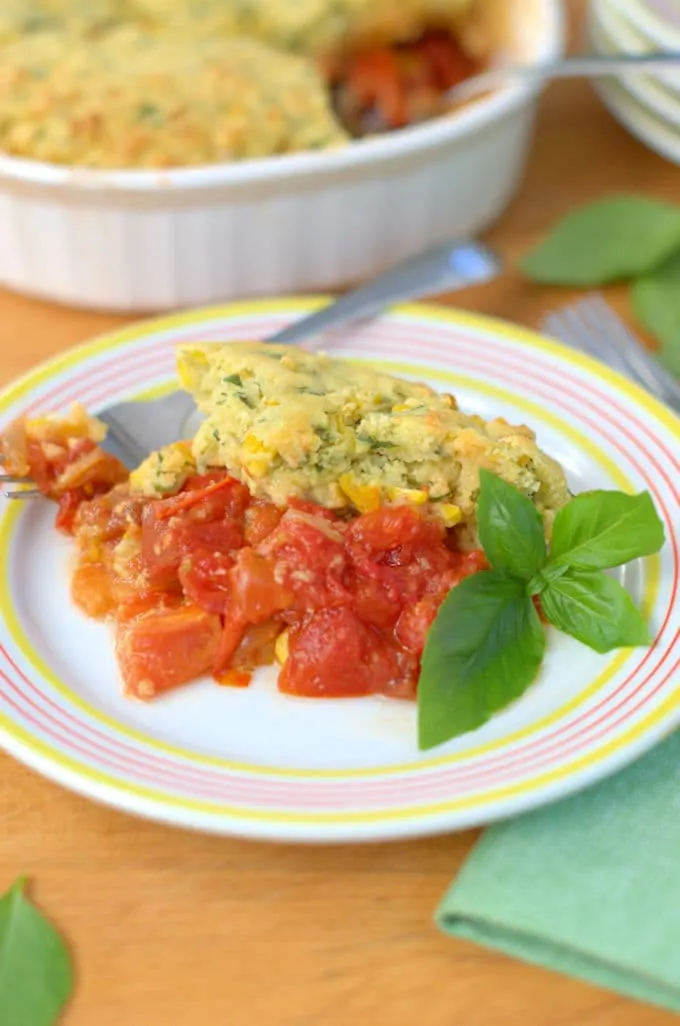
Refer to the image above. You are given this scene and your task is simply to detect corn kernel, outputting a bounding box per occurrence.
[439,503,463,527]
[275,629,290,665]
[389,487,428,505]
[339,473,381,513]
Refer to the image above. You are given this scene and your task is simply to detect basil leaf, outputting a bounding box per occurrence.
[549,490,665,570]
[631,251,680,376]
[521,196,680,285]
[540,570,651,653]
[477,469,547,579]
[0,877,74,1026]
[418,572,545,750]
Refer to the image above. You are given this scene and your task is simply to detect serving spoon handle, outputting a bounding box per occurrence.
[447,52,680,105]
[268,240,501,344]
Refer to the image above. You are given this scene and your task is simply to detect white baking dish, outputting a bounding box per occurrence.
[0,0,563,312]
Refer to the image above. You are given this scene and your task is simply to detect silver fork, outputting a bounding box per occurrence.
[1,238,501,500]
[541,294,680,416]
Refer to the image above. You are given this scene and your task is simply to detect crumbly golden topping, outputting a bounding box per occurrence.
[0,27,347,168]
[0,0,488,169]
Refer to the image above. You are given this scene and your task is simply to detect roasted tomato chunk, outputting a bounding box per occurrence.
[258,509,351,611]
[140,475,248,588]
[116,605,221,699]
[280,607,418,698]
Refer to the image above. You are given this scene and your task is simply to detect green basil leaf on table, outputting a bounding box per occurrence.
[417,571,545,750]
[549,490,665,571]
[0,877,74,1026]
[631,250,680,378]
[540,570,651,654]
[521,196,680,285]
[477,468,547,579]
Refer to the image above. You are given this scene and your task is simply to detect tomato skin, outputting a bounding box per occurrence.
[116,604,221,699]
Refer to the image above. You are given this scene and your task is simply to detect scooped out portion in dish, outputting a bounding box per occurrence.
[0,343,569,704]
[0,0,506,168]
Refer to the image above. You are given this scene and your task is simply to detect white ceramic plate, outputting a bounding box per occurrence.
[592,75,680,164]
[0,301,678,843]
[589,0,680,120]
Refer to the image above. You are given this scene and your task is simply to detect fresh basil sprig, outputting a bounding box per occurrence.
[417,471,665,751]
[631,251,680,378]
[520,196,680,286]
[0,877,73,1026]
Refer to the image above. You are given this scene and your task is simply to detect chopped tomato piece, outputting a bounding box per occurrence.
[116,605,221,699]
[157,473,248,520]
[213,614,247,677]
[216,669,252,688]
[179,550,235,614]
[115,591,183,623]
[395,595,440,655]
[71,562,114,619]
[280,607,418,698]
[287,498,340,522]
[347,505,454,605]
[56,490,84,533]
[229,549,293,623]
[343,48,409,128]
[25,437,127,499]
[352,575,401,629]
[141,500,244,588]
[418,30,478,89]
[258,509,351,611]
[231,621,281,673]
[244,502,283,546]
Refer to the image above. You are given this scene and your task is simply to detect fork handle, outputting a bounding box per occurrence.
[268,241,501,345]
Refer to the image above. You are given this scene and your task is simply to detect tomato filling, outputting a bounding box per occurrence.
[329,29,481,134]
[8,431,487,701]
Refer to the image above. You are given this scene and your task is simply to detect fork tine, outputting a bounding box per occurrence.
[573,295,680,402]
[543,296,680,414]
[4,488,39,499]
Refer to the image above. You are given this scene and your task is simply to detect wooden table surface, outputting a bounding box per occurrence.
[1,7,679,1025]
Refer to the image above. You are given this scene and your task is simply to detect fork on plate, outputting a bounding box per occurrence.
[541,294,680,416]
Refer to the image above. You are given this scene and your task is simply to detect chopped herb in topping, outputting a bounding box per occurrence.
[358,435,397,450]
[298,386,324,396]
[212,429,221,442]
[137,102,164,124]
[314,426,333,444]
[237,392,255,409]
[222,373,243,387]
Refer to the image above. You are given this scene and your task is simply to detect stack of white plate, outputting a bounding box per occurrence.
[588,0,680,163]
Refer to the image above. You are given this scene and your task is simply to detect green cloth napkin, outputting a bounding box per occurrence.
[437,731,680,1014]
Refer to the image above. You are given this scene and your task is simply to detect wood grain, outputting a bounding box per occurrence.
[1,3,678,1023]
